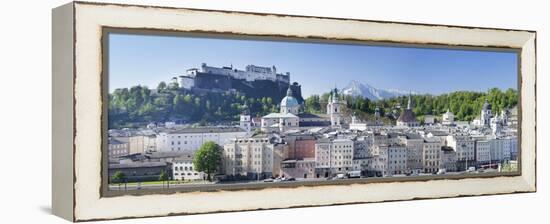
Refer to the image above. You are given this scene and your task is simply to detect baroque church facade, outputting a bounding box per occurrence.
[260,87,343,132]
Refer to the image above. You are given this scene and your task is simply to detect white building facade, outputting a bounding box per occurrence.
[387,145,408,175]
[156,127,247,152]
[172,159,204,181]
[475,139,491,165]
[446,135,475,170]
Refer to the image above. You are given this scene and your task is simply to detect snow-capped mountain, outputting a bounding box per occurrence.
[341,80,417,100]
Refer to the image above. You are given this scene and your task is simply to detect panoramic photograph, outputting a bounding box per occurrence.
[106,33,519,191]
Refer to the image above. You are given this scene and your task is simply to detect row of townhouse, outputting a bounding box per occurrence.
[447,134,518,170]
[218,131,519,180]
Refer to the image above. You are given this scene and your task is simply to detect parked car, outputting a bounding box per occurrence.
[335,173,346,179]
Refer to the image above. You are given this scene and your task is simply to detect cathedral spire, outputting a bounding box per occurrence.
[407,93,412,110]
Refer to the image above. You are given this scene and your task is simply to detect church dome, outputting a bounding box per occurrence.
[281,88,299,107]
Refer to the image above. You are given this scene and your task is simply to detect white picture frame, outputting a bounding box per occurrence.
[52,1,536,221]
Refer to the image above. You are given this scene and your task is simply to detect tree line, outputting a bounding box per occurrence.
[302,87,518,122]
[109,80,518,129]
[108,81,281,129]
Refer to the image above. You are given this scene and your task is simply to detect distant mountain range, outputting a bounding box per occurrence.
[341,80,419,100]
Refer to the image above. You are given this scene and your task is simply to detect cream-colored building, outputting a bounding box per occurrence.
[222,136,275,179]
[128,135,156,154]
[422,137,443,173]
[315,138,354,176]
[108,137,129,158]
[401,134,423,174]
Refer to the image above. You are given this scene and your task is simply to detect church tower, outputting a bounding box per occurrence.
[327,88,342,128]
[374,106,381,125]
[501,109,509,126]
[481,99,492,127]
[407,93,413,110]
[239,103,251,133]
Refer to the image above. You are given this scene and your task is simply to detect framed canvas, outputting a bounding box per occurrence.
[52,1,536,222]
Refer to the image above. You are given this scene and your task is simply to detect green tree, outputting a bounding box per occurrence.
[111,171,127,190]
[305,95,321,113]
[173,94,185,115]
[193,141,222,181]
[159,170,169,188]
[168,81,179,90]
[157,81,167,92]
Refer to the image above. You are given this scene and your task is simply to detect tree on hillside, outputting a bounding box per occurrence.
[157,81,167,92]
[109,77,520,128]
[304,95,321,113]
[193,141,222,181]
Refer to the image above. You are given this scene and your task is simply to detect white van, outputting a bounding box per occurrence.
[347,171,361,178]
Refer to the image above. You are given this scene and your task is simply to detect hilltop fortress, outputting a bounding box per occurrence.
[171,63,302,103]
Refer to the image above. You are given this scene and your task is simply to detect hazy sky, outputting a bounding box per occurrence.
[108,33,517,97]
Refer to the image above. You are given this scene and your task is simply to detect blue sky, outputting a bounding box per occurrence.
[108,33,518,97]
